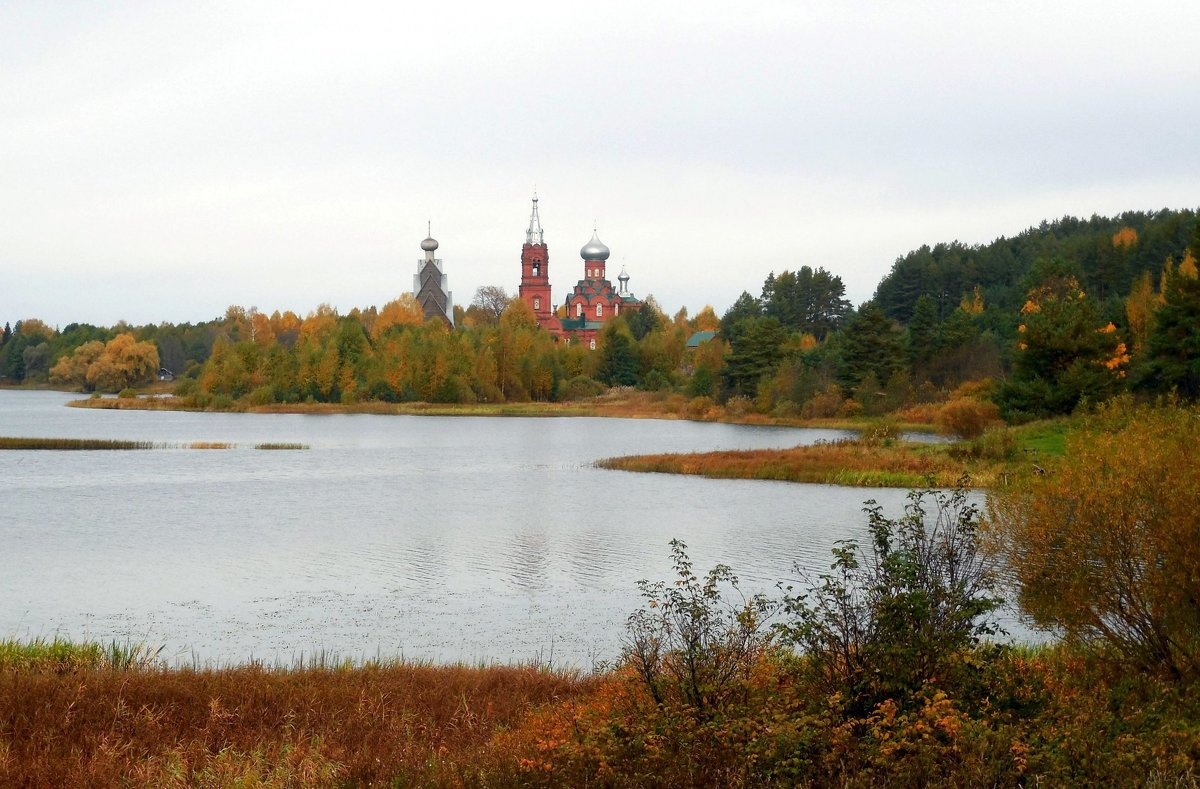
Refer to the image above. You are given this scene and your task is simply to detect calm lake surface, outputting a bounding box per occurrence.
[0,391,1014,666]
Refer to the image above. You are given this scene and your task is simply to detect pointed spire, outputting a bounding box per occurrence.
[526,193,544,245]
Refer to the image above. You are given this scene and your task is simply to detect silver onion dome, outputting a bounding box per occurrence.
[580,231,610,261]
[420,236,439,252]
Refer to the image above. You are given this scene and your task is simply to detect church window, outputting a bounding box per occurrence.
[589,339,596,350]
[532,263,540,277]
[533,297,540,310]
[576,303,583,317]
[596,304,603,318]
[614,303,620,316]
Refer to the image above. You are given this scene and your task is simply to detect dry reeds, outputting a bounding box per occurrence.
[0,437,155,450]
[188,442,232,449]
[598,439,995,488]
[0,652,593,787]
[253,443,309,450]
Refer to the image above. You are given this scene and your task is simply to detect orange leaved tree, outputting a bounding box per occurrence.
[987,400,1200,679]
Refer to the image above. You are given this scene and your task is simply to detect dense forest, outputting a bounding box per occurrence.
[3,208,1198,421]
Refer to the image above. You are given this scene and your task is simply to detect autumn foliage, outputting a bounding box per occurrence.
[988,400,1200,679]
[49,332,159,392]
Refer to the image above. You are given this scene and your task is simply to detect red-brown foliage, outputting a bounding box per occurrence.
[0,662,591,787]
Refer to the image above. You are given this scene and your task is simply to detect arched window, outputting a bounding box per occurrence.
[532,263,540,277]
[576,303,583,317]
[596,303,603,318]
[614,303,620,316]
[589,339,596,350]
[533,297,540,310]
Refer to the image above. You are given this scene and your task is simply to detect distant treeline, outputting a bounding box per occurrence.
[3,208,1197,420]
[716,208,1200,422]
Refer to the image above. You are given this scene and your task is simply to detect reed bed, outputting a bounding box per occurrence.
[0,646,594,787]
[1,437,312,452]
[0,637,164,672]
[598,439,997,488]
[0,436,156,450]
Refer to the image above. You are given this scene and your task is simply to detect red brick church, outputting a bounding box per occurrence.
[517,195,641,348]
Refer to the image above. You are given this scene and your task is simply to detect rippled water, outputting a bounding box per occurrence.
[0,391,1022,666]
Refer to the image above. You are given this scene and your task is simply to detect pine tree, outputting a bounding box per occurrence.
[836,302,905,394]
[1138,250,1200,398]
[906,295,939,368]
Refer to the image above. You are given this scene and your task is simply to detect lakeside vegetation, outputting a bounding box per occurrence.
[4,401,1200,785]
[598,416,1064,489]
[0,437,308,450]
[3,210,1195,429]
[3,210,1200,782]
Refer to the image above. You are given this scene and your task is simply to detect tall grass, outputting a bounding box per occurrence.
[598,439,995,488]
[0,436,156,450]
[0,637,162,672]
[1,437,313,451]
[0,640,593,787]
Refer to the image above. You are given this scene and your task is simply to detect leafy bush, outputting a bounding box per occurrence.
[936,396,1001,438]
[557,374,606,401]
[772,399,800,418]
[624,539,774,715]
[971,426,1018,461]
[988,400,1200,679]
[640,369,672,392]
[780,483,1001,713]
[724,394,753,418]
[802,384,845,418]
[173,378,197,397]
[247,385,276,406]
[860,417,901,446]
[117,388,137,399]
[684,395,715,420]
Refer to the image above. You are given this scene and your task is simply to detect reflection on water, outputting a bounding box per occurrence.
[0,390,1027,666]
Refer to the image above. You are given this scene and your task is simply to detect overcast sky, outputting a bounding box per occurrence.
[2,1,1197,328]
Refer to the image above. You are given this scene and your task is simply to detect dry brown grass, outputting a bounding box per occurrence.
[0,661,593,787]
[599,440,998,488]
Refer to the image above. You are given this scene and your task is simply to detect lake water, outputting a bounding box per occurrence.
[0,391,1015,667]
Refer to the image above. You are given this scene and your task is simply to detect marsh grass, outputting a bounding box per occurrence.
[0,637,163,672]
[1,437,310,451]
[598,439,996,488]
[0,436,156,450]
[0,639,594,787]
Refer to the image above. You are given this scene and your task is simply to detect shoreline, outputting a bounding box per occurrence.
[60,390,938,433]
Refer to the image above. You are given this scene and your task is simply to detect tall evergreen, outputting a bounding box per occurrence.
[721,317,787,399]
[906,295,939,367]
[835,303,904,394]
[1138,244,1200,398]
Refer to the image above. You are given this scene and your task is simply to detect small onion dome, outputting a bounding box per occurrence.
[618,265,630,281]
[580,231,610,261]
[420,236,439,252]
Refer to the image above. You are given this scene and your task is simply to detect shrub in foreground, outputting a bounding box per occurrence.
[988,399,1200,679]
[779,482,1002,714]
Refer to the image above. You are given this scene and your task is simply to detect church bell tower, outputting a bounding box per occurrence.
[518,194,554,325]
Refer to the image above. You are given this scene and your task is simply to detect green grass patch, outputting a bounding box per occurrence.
[1011,418,1072,457]
[0,638,163,672]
